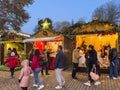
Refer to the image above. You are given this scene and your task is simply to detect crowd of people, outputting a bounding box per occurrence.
[2,44,119,90]
[72,44,119,87]
[3,45,65,90]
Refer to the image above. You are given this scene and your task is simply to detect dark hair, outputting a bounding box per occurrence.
[58,45,63,50]
[107,45,111,49]
[12,48,18,55]
[8,48,11,50]
[34,49,41,59]
[77,47,81,49]
[89,45,94,49]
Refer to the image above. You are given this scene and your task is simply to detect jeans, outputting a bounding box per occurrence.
[34,68,42,85]
[72,63,78,78]
[55,68,65,86]
[88,63,93,82]
[109,58,119,78]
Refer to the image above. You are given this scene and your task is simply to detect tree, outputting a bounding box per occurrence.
[33,25,41,33]
[53,21,71,32]
[0,0,33,32]
[92,1,120,24]
[73,18,86,28]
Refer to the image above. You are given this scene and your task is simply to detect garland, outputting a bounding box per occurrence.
[71,28,119,35]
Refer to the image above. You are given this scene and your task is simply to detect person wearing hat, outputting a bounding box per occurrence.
[3,52,19,78]
[84,45,101,86]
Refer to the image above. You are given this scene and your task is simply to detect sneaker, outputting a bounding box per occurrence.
[38,85,44,90]
[113,77,118,80]
[94,81,101,85]
[33,84,38,87]
[107,75,112,78]
[62,81,65,86]
[73,77,78,79]
[84,81,91,86]
[55,85,62,89]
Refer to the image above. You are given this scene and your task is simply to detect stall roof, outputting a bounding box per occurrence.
[23,36,62,42]
[72,20,117,35]
[0,40,23,44]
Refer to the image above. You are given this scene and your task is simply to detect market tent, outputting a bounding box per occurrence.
[23,35,62,42]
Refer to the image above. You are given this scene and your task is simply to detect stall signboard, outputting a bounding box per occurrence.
[9,34,14,40]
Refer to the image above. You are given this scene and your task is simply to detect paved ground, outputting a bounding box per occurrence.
[0,70,120,90]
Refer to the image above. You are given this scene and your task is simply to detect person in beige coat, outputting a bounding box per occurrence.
[18,60,32,90]
[72,47,81,79]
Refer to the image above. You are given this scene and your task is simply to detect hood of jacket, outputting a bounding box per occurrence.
[21,60,29,67]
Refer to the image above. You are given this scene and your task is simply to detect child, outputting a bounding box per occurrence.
[3,52,19,78]
[18,60,32,90]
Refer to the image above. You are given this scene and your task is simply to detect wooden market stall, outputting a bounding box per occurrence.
[23,29,72,69]
[0,30,31,65]
[72,19,119,71]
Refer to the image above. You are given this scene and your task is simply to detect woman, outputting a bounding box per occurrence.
[19,60,32,90]
[29,48,34,67]
[84,45,101,86]
[32,49,44,90]
[3,52,19,78]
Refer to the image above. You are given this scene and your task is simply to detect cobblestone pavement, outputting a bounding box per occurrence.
[0,70,120,90]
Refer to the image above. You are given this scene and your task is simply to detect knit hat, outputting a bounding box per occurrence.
[11,52,15,56]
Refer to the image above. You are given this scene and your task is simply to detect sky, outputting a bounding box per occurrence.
[21,0,118,34]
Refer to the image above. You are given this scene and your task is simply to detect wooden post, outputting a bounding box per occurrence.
[24,43,26,59]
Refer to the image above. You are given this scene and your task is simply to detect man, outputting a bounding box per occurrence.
[55,46,66,89]
[108,46,119,79]
[72,47,81,79]
[41,49,50,75]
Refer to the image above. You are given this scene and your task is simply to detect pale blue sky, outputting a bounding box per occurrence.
[21,0,118,34]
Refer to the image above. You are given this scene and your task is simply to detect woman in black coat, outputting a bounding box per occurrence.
[84,45,101,86]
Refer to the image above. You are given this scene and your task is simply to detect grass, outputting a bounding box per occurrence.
[0,65,22,71]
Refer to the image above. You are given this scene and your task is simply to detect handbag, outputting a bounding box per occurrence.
[39,59,44,66]
[90,65,99,81]
[39,58,46,66]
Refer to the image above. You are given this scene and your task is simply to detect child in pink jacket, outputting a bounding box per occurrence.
[18,60,32,90]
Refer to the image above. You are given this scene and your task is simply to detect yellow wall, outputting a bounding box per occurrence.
[76,33,118,51]
[4,43,24,60]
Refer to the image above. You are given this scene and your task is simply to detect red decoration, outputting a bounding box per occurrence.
[35,41,46,53]
[9,34,14,40]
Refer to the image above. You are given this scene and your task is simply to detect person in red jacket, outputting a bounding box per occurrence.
[32,49,44,90]
[3,52,19,78]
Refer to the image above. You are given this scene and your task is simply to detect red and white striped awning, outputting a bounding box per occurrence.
[23,36,62,42]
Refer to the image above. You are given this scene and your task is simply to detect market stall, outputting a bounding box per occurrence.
[0,30,31,65]
[72,19,119,70]
[23,30,72,70]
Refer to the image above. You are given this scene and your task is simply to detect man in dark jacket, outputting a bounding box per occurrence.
[108,47,119,79]
[55,45,66,89]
